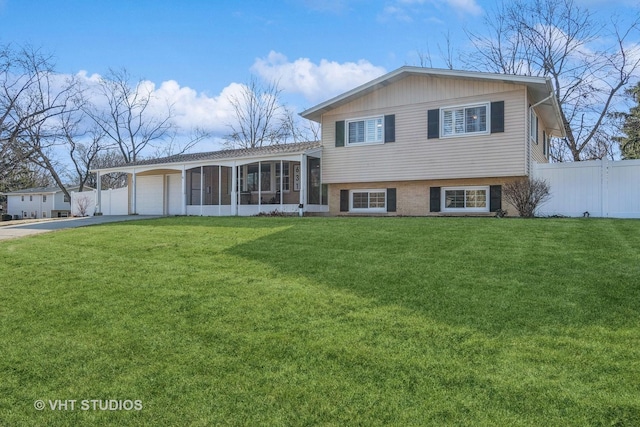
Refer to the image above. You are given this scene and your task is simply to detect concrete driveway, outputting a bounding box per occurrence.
[0,215,160,241]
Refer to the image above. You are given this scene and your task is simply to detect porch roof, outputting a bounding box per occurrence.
[92,141,322,174]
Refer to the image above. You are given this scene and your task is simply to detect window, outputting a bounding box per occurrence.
[347,116,383,145]
[275,162,290,191]
[43,195,47,203]
[21,196,24,202]
[441,104,488,137]
[29,195,33,202]
[530,109,538,143]
[443,187,488,212]
[63,194,70,203]
[350,189,386,212]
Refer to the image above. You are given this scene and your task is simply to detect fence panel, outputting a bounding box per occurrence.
[533,159,640,218]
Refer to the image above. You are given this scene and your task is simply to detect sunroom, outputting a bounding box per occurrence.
[91,141,328,216]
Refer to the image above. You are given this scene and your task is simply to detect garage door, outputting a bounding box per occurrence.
[136,176,164,215]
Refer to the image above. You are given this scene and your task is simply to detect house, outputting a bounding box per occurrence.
[90,141,328,216]
[2,186,89,219]
[300,66,565,216]
[91,66,565,217]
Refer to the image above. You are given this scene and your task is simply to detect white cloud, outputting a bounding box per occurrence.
[75,71,242,136]
[385,0,482,19]
[250,51,387,103]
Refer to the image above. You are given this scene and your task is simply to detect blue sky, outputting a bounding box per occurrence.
[1,0,639,149]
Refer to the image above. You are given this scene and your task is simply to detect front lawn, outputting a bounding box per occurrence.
[1,217,639,426]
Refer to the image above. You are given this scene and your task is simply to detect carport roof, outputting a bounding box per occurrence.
[92,140,322,173]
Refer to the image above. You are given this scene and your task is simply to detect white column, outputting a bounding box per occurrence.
[200,166,204,216]
[218,165,222,216]
[131,170,137,214]
[299,154,307,217]
[279,160,283,209]
[231,162,237,216]
[181,166,187,215]
[96,171,102,215]
[258,161,262,213]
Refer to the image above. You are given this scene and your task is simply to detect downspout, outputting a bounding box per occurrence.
[528,93,554,175]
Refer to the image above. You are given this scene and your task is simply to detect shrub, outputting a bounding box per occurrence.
[503,177,551,217]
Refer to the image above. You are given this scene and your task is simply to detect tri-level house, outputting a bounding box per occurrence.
[301,66,565,216]
[88,66,565,217]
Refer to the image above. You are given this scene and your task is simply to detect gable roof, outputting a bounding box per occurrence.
[92,141,322,173]
[300,66,566,137]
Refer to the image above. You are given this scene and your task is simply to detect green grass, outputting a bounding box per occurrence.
[1,216,639,426]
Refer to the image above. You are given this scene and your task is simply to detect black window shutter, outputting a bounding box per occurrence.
[490,185,502,212]
[387,188,396,212]
[384,115,395,143]
[427,109,439,139]
[335,121,345,147]
[535,116,540,144]
[542,131,547,155]
[430,187,441,212]
[340,190,349,212]
[490,101,504,133]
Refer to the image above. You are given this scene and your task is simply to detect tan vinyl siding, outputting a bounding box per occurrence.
[322,75,528,184]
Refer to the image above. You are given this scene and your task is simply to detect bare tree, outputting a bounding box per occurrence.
[225,77,291,148]
[464,0,640,161]
[0,44,83,201]
[84,68,175,164]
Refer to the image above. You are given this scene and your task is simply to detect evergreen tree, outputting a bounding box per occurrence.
[614,82,640,160]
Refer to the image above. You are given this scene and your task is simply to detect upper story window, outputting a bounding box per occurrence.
[441,104,488,137]
[530,109,539,144]
[347,116,383,145]
[43,195,47,203]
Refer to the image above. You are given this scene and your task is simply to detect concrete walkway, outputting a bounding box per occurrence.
[0,216,160,241]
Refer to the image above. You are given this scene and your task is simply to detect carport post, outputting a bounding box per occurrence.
[96,171,102,215]
[132,170,137,214]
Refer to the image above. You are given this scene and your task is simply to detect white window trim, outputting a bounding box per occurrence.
[349,189,387,213]
[241,162,292,193]
[530,109,538,144]
[442,186,490,213]
[440,102,490,138]
[345,115,385,146]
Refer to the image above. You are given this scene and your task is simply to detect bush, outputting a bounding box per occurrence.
[503,177,551,217]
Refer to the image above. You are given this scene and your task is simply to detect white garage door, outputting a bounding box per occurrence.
[136,176,164,215]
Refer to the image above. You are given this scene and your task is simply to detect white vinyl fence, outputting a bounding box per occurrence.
[533,159,640,218]
[71,187,129,216]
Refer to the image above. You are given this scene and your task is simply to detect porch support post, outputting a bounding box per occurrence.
[181,166,187,215]
[131,169,137,215]
[200,165,204,216]
[231,162,237,216]
[279,160,283,209]
[258,161,262,213]
[218,165,222,216]
[299,154,307,217]
[95,171,102,215]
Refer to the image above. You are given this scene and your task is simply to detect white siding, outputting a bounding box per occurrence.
[321,75,529,184]
[166,174,182,215]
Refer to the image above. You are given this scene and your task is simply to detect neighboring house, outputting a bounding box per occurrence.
[91,66,566,217]
[301,66,565,216]
[2,186,88,219]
